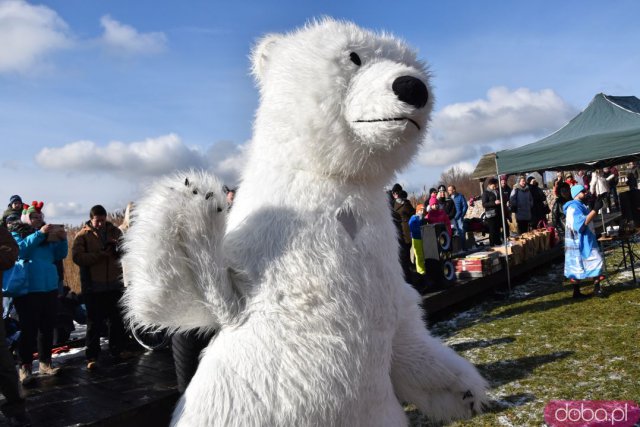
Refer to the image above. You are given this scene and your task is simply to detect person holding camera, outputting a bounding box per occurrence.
[563,185,605,298]
[10,201,68,385]
[72,205,126,370]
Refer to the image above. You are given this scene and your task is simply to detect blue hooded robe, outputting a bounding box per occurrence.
[563,199,603,280]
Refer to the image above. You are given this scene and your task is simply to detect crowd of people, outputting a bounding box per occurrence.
[0,195,134,425]
[0,184,240,425]
[389,161,638,296]
[390,183,468,291]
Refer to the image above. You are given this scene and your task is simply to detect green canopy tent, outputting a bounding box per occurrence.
[496,93,640,175]
[471,94,640,178]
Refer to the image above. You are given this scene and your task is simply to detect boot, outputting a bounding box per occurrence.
[38,361,60,376]
[593,281,606,298]
[18,365,34,386]
[572,281,587,299]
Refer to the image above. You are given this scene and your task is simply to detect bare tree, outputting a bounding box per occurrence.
[436,166,478,198]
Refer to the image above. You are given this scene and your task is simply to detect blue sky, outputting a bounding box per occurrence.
[2,0,640,224]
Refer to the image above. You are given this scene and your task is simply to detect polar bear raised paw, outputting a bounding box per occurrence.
[122,170,239,333]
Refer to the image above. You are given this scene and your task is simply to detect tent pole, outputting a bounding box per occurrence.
[495,159,512,293]
[600,209,609,276]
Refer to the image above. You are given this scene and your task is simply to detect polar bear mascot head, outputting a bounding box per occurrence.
[247,18,432,185]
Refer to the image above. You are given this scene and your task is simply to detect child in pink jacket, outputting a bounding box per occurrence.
[425,195,452,236]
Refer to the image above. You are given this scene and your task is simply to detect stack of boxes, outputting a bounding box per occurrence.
[452,251,502,279]
[452,227,555,280]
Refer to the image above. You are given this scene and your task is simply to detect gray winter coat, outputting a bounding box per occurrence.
[509,185,534,221]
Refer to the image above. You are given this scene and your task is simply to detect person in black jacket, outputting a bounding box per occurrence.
[499,175,512,225]
[394,190,414,283]
[527,176,550,229]
[482,178,503,246]
[552,181,571,233]
[437,185,457,221]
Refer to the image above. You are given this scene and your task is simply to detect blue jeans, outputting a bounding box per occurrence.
[452,218,465,249]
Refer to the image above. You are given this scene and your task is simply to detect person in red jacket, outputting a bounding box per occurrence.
[564,173,577,187]
[425,195,452,236]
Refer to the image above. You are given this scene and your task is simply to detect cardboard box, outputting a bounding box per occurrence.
[453,253,503,279]
[491,242,524,265]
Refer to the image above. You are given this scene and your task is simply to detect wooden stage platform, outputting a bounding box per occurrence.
[422,244,564,321]
[0,349,179,427]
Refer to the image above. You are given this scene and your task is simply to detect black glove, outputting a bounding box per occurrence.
[593,198,604,212]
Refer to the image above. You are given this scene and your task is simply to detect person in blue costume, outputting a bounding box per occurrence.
[563,185,605,298]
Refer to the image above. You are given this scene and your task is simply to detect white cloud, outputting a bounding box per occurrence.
[99,15,166,56]
[417,145,478,167]
[451,160,476,174]
[43,201,86,221]
[0,0,71,73]
[35,134,248,186]
[431,86,575,146]
[416,87,576,168]
[206,140,248,186]
[35,134,205,175]
[398,87,578,192]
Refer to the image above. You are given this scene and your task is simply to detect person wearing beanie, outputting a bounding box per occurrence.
[9,200,68,384]
[563,185,605,298]
[425,188,438,213]
[387,183,403,209]
[2,195,23,228]
[20,201,44,225]
[408,204,426,292]
[425,196,452,237]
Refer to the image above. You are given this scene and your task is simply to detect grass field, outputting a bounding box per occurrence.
[407,238,640,426]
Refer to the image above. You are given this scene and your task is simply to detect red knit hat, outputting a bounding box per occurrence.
[21,201,44,224]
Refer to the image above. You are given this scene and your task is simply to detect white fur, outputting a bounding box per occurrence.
[122,18,488,426]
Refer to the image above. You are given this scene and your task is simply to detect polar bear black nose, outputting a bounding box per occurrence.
[392,76,428,109]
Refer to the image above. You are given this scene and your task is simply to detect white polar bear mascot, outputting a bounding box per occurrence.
[122,18,488,427]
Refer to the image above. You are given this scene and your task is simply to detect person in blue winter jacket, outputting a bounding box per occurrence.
[447,185,468,249]
[9,201,68,385]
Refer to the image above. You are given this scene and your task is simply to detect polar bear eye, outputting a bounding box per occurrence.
[349,52,361,66]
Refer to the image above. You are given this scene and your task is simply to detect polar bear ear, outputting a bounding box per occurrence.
[251,33,282,84]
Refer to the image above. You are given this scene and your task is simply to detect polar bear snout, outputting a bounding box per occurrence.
[392,76,429,109]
